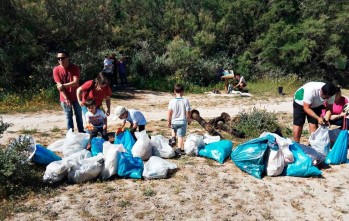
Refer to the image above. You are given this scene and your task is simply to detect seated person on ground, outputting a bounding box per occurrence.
[321,87,349,128]
[85,98,108,149]
[233,73,247,91]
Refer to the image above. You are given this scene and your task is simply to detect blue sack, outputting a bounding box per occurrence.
[198,140,233,164]
[33,144,62,165]
[283,143,322,177]
[325,129,348,165]
[114,129,135,153]
[117,152,143,179]
[231,135,276,179]
[91,137,105,156]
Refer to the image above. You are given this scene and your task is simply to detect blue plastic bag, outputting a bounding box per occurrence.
[283,143,322,177]
[198,140,233,164]
[325,129,348,165]
[91,137,105,156]
[117,152,143,179]
[114,129,135,153]
[231,135,276,179]
[33,144,62,165]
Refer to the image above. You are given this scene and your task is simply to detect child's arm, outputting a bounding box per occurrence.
[103,116,107,130]
[167,110,173,128]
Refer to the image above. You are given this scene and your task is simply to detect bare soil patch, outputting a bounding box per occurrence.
[1,88,349,221]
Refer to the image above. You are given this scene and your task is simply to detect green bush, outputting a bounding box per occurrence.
[234,108,280,138]
[0,120,45,199]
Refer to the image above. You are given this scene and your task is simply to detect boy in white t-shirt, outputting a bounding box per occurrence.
[85,98,107,148]
[167,84,191,155]
[114,105,147,133]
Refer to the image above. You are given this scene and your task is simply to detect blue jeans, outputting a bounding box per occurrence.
[60,101,84,132]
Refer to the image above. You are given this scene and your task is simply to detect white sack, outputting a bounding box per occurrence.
[203,133,221,144]
[309,126,330,157]
[68,154,104,183]
[184,134,205,156]
[266,148,285,176]
[63,129,90,157]
[43,149,92,183]
[47,138,65,152]
[132,130,152,160]
[101,142,126,180]
[151,135,175,159]
[260,132,294,164]
[142,156,177,179]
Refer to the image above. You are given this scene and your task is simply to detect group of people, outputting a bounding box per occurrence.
[53,50,191,154]
[293,82,349,143]
[103,53,128,87]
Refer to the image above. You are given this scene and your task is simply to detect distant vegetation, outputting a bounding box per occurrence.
[1,0,348,98]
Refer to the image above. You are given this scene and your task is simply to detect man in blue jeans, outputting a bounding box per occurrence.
[53,50,84,132]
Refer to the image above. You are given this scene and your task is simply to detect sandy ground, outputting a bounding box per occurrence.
[1,89,349,221]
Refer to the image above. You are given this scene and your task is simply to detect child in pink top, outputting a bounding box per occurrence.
[321,87,348,127]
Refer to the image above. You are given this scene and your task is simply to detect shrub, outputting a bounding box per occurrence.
[234,108,280,138]
[0,119,45,199]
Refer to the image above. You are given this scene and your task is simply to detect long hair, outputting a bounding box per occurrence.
[95,72,109,87]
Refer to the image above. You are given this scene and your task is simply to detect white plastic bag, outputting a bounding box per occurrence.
[101,142,126,180]
[63,129,90,157]
[260,132,294,164]
[266,148,285,176]
[43,160,73,183]
[151,135,175,158]
[309,126,330,156]
[43,149,92,183]
[132,130,152,160]
[68,154,104,183]
[184,134,205,156]
[203,133,221,144]
[47,138,65,152]
[142,156,177,179]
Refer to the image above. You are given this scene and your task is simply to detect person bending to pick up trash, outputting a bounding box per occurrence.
[114,105,147,135]
[293,82,337,143]
[233,73,247,91]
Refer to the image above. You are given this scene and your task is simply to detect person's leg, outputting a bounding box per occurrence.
[306,105,323,134]
[293,101,306,143]
[61,101,74,132]
[176,124,187,151]
[293,125,303,143]
[72,101,84,133]
[171,124,177,147]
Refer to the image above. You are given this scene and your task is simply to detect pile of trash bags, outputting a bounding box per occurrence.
[18,124,348,183]
[231,126,348,179]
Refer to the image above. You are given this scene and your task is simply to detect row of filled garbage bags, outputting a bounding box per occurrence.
[27,126,348,183]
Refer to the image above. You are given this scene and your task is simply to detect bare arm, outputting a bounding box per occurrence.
[105,97,111,116]
[167,110,173,128]
[303,103,325,125]
[76,86,84,106]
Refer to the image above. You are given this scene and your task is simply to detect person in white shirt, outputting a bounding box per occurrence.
[293,82,337,142]
[167,84,191,155]
[233,73,247,91]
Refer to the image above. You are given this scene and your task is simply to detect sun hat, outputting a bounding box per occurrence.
[114,106,127,118]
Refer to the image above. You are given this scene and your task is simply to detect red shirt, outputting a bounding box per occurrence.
[81,80,112,107]
[53,64,80,102]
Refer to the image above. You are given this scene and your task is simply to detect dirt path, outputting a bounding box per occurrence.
[1,89,293,141]
[2,89,349,221]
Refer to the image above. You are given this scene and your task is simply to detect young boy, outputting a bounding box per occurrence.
[85,98,107,148]
[167,84,191,155]
[114,106,147,133]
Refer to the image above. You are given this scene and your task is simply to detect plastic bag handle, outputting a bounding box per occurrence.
[343,115,347,130]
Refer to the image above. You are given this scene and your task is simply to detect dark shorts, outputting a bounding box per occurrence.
[293,101,324,125]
